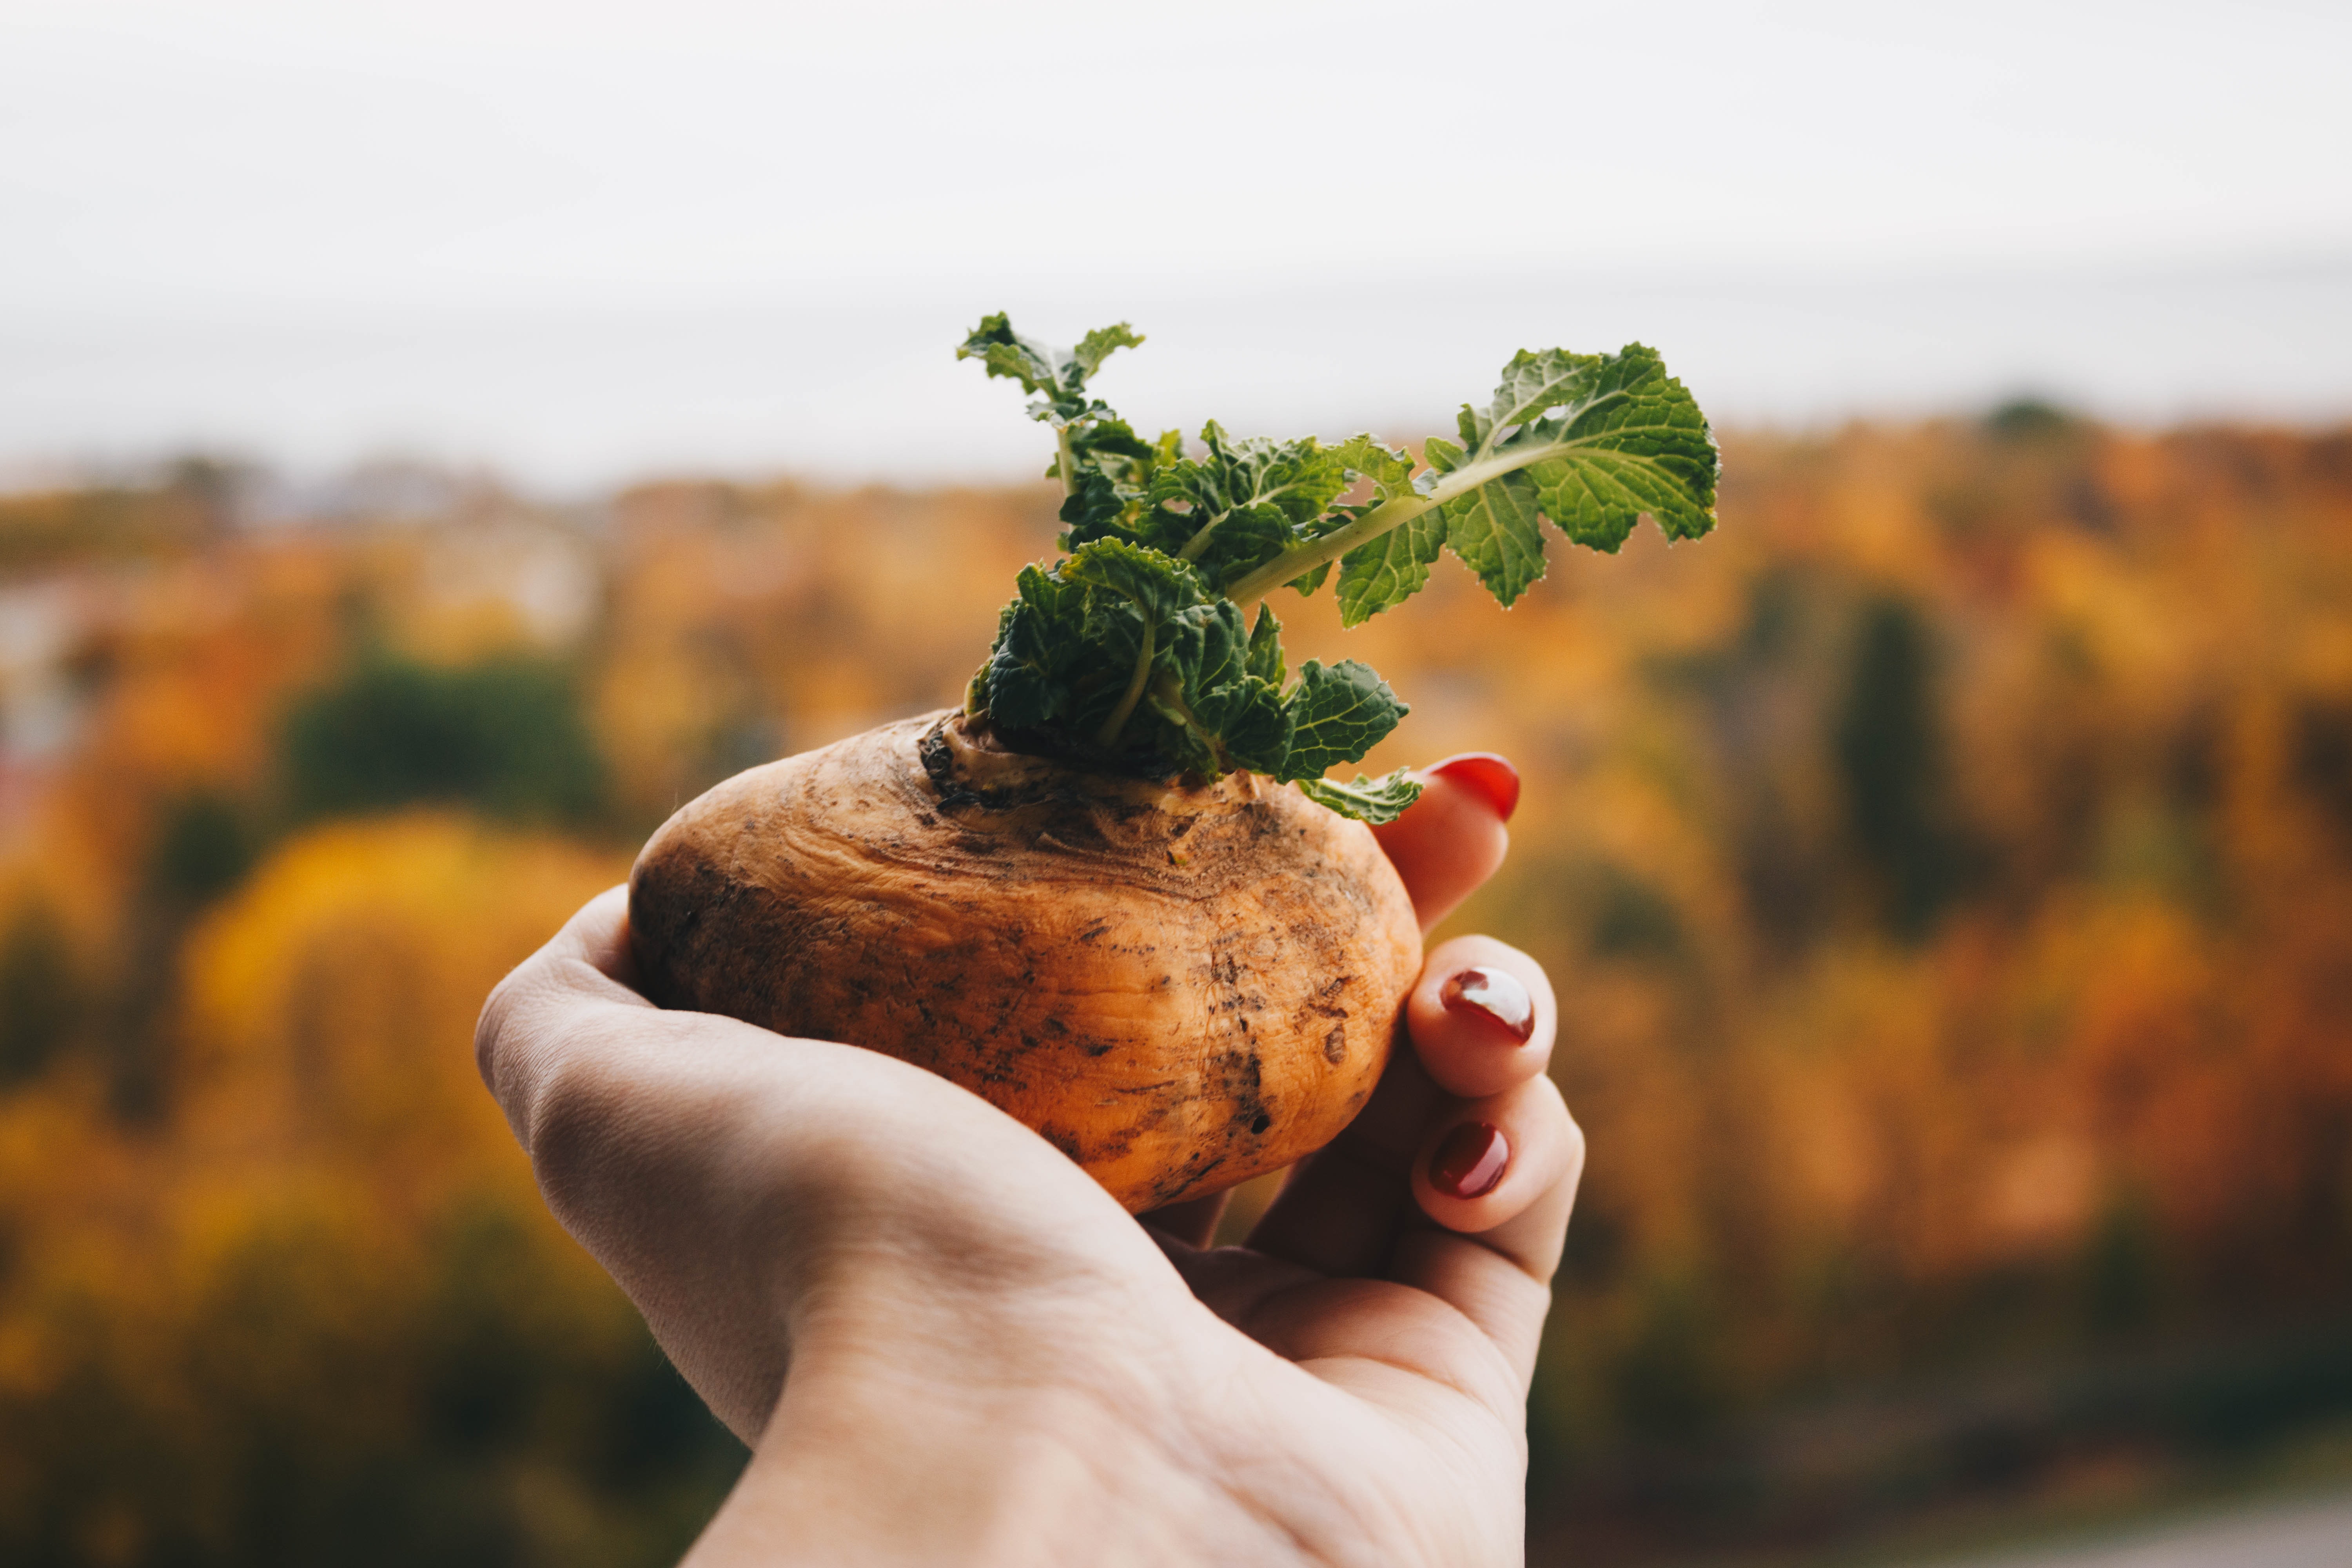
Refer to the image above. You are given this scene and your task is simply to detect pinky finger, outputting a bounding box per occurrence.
[1409,1073,1584,1284]
[1387,1074,1585,1387]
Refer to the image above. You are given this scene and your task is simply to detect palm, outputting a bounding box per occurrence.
[1163,1252,1532,1563]
[794,1081,1544,1566]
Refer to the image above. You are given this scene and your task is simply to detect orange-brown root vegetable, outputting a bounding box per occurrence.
[628,711,1423,1212]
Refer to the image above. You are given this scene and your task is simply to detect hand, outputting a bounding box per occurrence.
[475,756,1582,1567]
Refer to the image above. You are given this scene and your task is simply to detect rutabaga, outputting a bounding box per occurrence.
[626,315,1720,1212]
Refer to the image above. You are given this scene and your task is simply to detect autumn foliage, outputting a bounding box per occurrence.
[1,412,2348,1562]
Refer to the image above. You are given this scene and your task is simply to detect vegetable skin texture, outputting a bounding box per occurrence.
[628,711,1421,1212]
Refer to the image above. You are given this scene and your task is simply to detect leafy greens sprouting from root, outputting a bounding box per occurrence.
[956,312,1719,823]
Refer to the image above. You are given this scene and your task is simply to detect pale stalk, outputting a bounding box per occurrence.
[1220,493,1433,607]
[1095,620,1154,748]
[1218,444,1548,608]
[1175,513,1224,563]
[1056,426,1080,501]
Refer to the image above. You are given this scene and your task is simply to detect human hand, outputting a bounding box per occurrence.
[475,753,1581,1567]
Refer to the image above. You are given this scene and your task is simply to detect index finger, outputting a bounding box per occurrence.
[1370,754,1517,932]
[473,884,650,1138]
[1245,755,1527,1276]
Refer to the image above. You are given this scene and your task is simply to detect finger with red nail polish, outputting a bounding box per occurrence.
[1369,753,1519,933]
[1412,1073,1579,1241]
[1423,753,1521,823]
[1405,935,1554,1100]
[1441,966,1535,1042]
[1430,1121,1509,1198]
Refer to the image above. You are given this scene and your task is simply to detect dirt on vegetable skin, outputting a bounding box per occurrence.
[628,710,1422,1212]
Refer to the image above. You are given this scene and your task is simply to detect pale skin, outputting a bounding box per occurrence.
[475,762,1583,1567]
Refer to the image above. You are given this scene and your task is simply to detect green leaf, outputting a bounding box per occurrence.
[965,325,1717,795]
[1517,344,1717,549]
[1335,507,1446,625]
[1062,538,1206,622]
[1428,447,1548,607]
[958,314,1141,423]
[1152,599,1295,777]
[1141,685,1223,777]
[1453,402,1491,452]
[957,314,1064,401]
[1331,434,1417,500]
[1297,769,1424,824]
[1151,671,1292,779]
[1072,323,1145,382]
[1281,659,1409,778]
[1160,597,1252,710]
[1484,347,1598,435]
[1186,504,1296,589]
[1321,434,1444,621]
[1245,604,1285,686]
[1215,681,1293,775]
[1474,344,1717,544]
[1058,420,1186,552]
[1070,416,1152,463]
[982,565,1085,731]
[1191,423,1352,526]
[1056,470,1129,550]
[1151,423,1351,588]
[1063,538,1209,672]
[1397,345,1722,606]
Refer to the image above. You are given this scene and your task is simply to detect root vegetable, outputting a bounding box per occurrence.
[630,711,1419,1211]
[627,316,1717,1211]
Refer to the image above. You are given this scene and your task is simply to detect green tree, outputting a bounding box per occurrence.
[1834,596,1959,937]
[280,653,607,826]
[0,900,80,1087]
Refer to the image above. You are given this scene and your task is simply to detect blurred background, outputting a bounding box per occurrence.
[3,2,2349,1564]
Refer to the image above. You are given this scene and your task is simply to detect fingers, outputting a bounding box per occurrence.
[1372,753,1518,933]
[1403,935,1554,1102]
[1245,935,1557,1279]
[474,885,651,1140]
[1240,1051,1431,1278]
[1223,751,1527,1271]
[1241,924,1578,1385]
[474,895,826,1438]
[1407,1073,1581,1280]
[1388,1075,1584,1386]
[476,886,1186,1444]
[559,883,644,990]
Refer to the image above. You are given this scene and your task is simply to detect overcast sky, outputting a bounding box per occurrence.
[5,0,2348,488]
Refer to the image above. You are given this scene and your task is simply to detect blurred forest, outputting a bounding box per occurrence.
[1,411,2349,1566]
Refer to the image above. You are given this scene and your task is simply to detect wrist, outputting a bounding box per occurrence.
[682,1283,1297,1568]
[689,1360,1235,1566]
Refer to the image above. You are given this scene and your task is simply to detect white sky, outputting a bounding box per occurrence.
[4,0,2349,487]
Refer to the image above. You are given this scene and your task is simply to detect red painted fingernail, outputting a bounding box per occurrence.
[1425,753,1520,822]
[1430,1121,1510,1199]
[1441,966,1536,1042]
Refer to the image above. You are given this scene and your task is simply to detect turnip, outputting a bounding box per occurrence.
[629,317,1717,1211]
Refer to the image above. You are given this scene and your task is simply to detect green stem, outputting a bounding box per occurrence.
[1175,510,1228,563]
[1221,492,1434,605]
[1217,443,1540,606]
[1149,672,1230,773]
[1055,426,1080,501]
[1096,619,1154,748]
